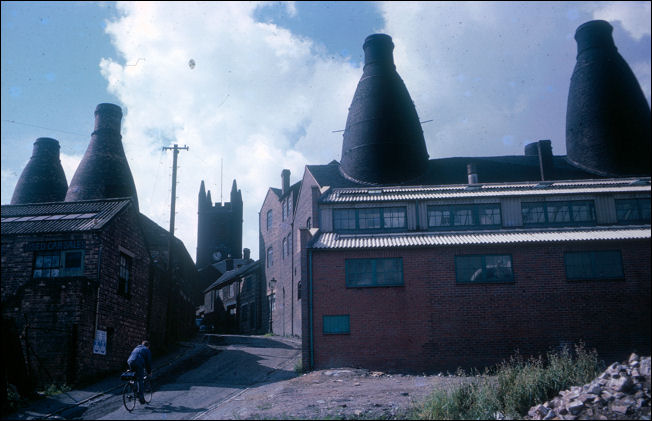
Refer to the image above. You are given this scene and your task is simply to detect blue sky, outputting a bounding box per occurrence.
[2,1,650,261]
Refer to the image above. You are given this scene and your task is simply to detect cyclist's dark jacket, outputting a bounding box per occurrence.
[127,345,152,372]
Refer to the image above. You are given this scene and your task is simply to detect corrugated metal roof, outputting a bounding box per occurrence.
[1,198,132,235]
[321,179,650,203]
[312,227,651,249]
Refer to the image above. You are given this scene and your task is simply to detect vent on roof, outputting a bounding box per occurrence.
[464,184,483,191]
[534,181,555,189]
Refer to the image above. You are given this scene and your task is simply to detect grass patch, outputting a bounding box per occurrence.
[40,383,71,397]
[413,342,604,420]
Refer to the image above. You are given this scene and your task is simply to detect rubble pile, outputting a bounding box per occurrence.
[527,353,651,420]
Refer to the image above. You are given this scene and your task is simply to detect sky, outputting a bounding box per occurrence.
[2,1,650,262]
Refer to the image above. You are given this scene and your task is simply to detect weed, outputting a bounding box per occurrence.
[413,342,603,420]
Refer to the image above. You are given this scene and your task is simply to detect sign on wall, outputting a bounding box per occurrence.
[93,329,107,355]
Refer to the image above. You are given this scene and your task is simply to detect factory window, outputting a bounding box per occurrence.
[428,204,501,230]
[323,315,350,335]
[345,258,403,288]
[33,249,84,278]
[522,200,595,226]
[456,254,513,283]
[287,233,293,256]
[297,281,302,300]
[267,247,273,268]
[118,252,132,297]
[282,238,287,259]
[616,198,650,224]
[333,207,407,232]
[266,209,273,230]
[565,250,624,280]
[333,209,356,231]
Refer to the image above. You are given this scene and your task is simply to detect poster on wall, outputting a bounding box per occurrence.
[93,329,107,355]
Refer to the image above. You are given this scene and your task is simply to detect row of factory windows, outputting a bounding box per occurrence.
[343,250,624,289]
[325,250,625,334]
[330,198,650,233]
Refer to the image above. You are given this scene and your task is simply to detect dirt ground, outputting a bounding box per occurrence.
[206,367,473,420]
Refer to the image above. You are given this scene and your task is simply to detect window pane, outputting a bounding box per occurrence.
[333,209,356,231]
[616,200,639,222]
[522,204,546,224]
[593,251,623,279]
[479,206,501,225]
[358,209,381,229]
[374,258,403,285]
[547,203,571,223]
[640,199,651,221]
[383,208,406,229]
[266,210,273,230]
[456,256,484,282]
[323,315,350,334]
[428,208,451,227]
[453,208,474,226]
[65,251,82,269]
[346,259,374,287]
[571,202,595,222]
[484,255,513,282]
[565,252,594,279]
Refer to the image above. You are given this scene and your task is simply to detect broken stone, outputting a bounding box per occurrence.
[568,400,584,415]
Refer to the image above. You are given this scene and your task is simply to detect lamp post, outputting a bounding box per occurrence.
[269,278,276,334]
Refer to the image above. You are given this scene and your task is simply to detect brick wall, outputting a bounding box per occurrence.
[308,239,651,373]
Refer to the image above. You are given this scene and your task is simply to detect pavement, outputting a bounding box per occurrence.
[3,335,214,420]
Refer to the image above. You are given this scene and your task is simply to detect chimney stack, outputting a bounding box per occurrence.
[466,163,478,184]
[566,20,650,176]
[65,103,140,208]
[524,140,553,181]
[340,34,429,185]
[281,169,291,195]
[243,248,251,261]
[11,138,68,204]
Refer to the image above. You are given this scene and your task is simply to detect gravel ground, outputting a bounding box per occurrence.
[205,367,473,420]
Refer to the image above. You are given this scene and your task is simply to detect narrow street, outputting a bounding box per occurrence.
[65,335,301,420]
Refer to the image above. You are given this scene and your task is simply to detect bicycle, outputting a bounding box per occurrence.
[121,370,153,411]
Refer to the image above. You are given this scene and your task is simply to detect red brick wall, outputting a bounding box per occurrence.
[309,239,651,373]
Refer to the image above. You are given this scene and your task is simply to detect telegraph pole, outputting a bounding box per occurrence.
[162,143,188,344]
[162,144,189,237]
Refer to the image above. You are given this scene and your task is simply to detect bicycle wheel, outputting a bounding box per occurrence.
[122,382,136,412]
[143,378,153,403]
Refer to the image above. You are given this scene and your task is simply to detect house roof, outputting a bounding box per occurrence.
[1,198,132,235]
[311,226,650,250]
[203,259,260,293]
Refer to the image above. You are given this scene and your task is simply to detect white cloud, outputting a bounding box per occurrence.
[100,1,360,261]
[591,1,651,40]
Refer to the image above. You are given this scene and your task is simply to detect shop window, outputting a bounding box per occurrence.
[456,254,513,283]
[345,258,403,288]
[565,250,624,280]
[323,315,350,335]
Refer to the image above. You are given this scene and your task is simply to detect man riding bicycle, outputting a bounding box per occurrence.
[127,340,152,404]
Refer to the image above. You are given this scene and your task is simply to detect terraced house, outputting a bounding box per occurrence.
[261,22,650,373]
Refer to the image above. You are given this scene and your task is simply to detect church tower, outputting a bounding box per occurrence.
[196,179,243,268]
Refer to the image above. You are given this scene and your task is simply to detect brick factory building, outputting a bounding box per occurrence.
[1,104,197,392]
[259,21,650,372]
